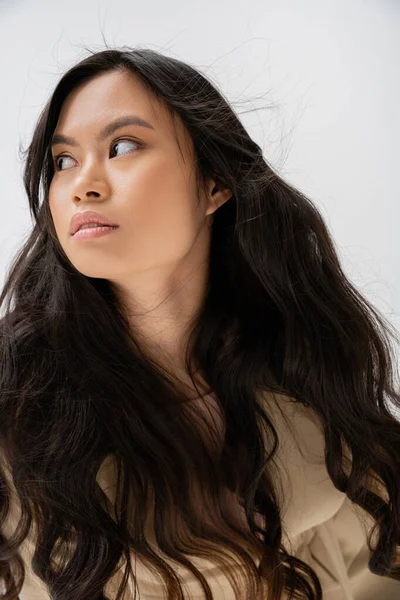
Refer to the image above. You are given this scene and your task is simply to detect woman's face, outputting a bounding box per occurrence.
[48,69,229,282]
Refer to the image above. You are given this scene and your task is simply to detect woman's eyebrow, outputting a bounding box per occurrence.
[51,115,155,148]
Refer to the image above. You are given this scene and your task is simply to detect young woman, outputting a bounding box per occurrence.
[0,46,399,600]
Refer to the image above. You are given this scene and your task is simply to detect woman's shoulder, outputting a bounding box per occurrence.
[256,388,328,462]
[256,388,348,542]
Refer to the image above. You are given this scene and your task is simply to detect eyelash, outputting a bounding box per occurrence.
[52,137,142,171]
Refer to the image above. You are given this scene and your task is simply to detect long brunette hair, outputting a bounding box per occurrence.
[0,46,399,599]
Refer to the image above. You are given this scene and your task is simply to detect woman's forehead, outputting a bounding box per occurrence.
[56,71,160,130]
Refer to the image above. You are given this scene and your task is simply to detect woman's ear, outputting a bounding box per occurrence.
[205,178,232,216]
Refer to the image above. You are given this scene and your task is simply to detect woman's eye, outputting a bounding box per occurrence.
[53,139,140,171]
[111,139,139,157]
[54,155,74,171]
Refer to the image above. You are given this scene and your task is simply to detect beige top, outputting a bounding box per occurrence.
[1,391,399,599]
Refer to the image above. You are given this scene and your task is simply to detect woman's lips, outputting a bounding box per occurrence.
[71,225,119,240]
